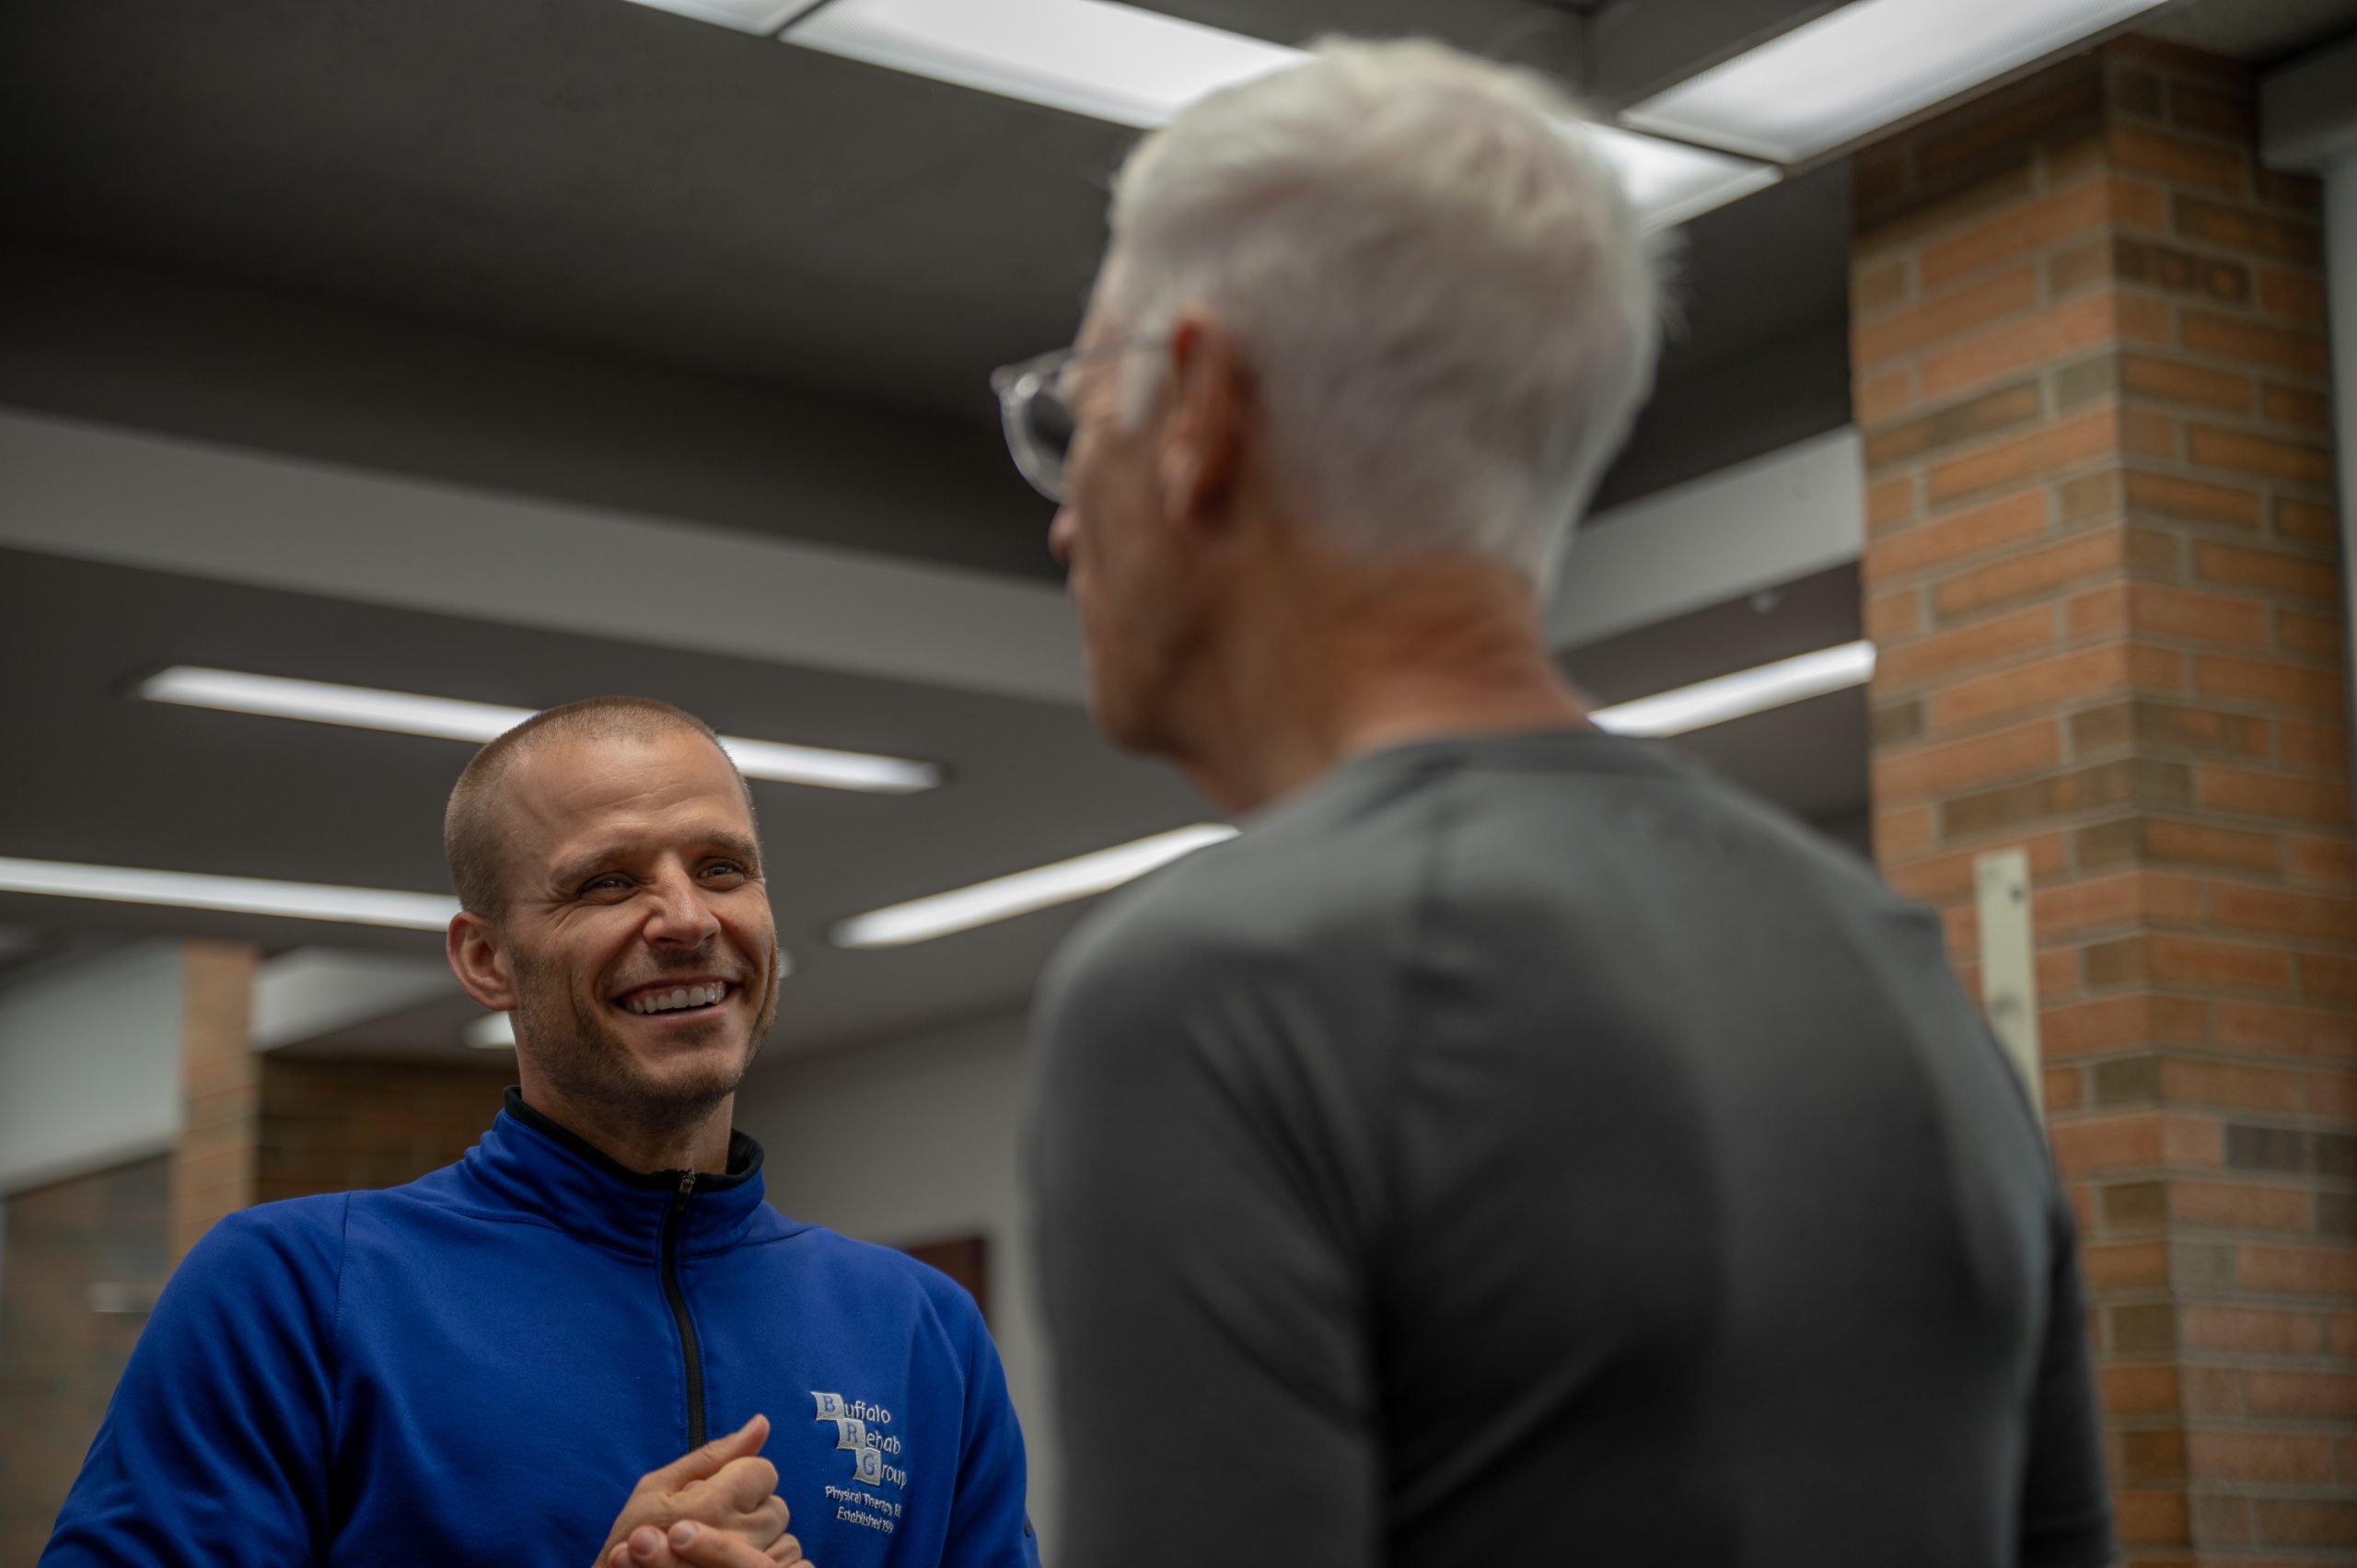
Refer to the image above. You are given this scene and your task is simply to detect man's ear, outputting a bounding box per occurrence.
[1158,314,1247,529]
[447,911,517,1012]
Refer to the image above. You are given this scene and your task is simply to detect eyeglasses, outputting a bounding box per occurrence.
[988,339,1153,504]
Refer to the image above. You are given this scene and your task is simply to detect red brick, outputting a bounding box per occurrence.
[1931,645,2132,731]
[2036,871,2203,936]
[1865,587,1923,644]
[2256,265,2327,323]
[1932,531,2125,618]
[1854,265,2040,366]
[2102,1364,2180,1415]
[2107,123,2247,192]
[2119,351,2253,412]
[2247,1369,2357,1417]
[2052,1115,2165,1173]
[1864,491,2049,584]
[2122,405,2177,459]
[2194,654,2345,714]
[2278,609,2344,662]
[2311,1069,2357,1121]
[2044,994,2207,1059]
[2115,1488,2189,1547]
[1883,830,2066,902]
[2149,932,2297,993]
[2179,1306,2324,1356]
[2180,309,2331,378]
[2305,951,2357,1004]
[2208,883,2357,944]
[2201,765,2351,824]
[2186,424,2336,487]
[1853,257,1910,314]
[2262,383,2332,431]
[1877,605,2056,689]
[2215,1001,2357,1061]
[2122,469,2264,528]
[1920,178,2113,287]
[2172,1179,2311,1233]
[2186,1430,2335,1484]
[2273,496,2338,546]
[2159,1056,2305,1114]
[2112,175,2169,233]
[2237,1244,2357,1299]
[1926,409,2118,505]
[2254,1499,2357,1548]
[2278,720,2349,776]
[2067,582,2129,642]
[1857,368,1912,425]
[2183,1364,2245,1417]
[2285,834,2356,889]
[1875,719,2061,802]
[2045,1066,2084,1112]
[1875,805,1933,860]
[2130,585,2270,649]
[1872,489,1926,546]
[2084,1237,2172,1287]
[1920,293,2117,401]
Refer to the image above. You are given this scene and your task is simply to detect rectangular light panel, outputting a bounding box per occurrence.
[1623,0,2171,164]
[139,667,943,795]
[0,857,460,932]
[787,0,1774,229]
[620,0,818,35]
[834,822,1237,947]
[786,0,1299,130]
[1589,641,1876,738]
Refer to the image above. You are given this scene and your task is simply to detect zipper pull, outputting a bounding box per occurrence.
[677,1170,696,1200]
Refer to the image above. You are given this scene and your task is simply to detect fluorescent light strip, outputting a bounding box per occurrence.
[832,642,1873,947]
[783,0,1773,230]
[1589,640,1876,738]
[138,667,943,796]
[0,856,460,932]
[833,822,1237,948]
[1624,0,2170,165]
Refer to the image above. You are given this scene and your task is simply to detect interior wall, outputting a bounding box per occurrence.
[0,1155,171,1563]
[0,942,185,1196]
[729,1008,1056,1548]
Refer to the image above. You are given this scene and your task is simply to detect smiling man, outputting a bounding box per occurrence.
[43,697,1039,1568]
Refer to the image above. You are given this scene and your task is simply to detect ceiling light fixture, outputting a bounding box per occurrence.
[0,856,461,932]
[782,0,1774,230]
[1623,0,2170,165]
[137,666,943,795]
[832,822,1237,948]
[1588,641,1877,738]
[617,0,819,35]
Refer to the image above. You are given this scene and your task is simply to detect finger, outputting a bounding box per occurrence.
[644,1414,772,1491]
[625,1525,670,1565]
[766,1532,805,1564]
[702,1455,781,1516]
[667,1520,786,1568]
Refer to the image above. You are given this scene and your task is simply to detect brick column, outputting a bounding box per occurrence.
[1854,39,2354,1564]
[168,940,261,1262]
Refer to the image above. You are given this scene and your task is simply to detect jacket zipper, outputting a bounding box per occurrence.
[661,1169,708,1448]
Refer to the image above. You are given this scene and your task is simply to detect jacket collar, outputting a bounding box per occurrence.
[459,1086,771,1258]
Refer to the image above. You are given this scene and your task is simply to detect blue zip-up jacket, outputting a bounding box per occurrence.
[44,1090,1041,1568]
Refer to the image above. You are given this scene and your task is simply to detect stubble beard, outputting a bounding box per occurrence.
[509,938,779,1147]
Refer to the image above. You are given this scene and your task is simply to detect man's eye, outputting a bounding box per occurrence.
[581,875,628,894]
[703,861,749,880]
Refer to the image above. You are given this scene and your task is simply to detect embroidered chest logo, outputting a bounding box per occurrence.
[813,1391,908,1537]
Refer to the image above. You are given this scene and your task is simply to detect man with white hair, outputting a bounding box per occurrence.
[1010,39,2110,1568]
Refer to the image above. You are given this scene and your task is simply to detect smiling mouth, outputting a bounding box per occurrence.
[614,981,735,1019]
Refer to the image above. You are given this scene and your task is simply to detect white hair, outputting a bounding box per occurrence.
[1098,37,1665,588]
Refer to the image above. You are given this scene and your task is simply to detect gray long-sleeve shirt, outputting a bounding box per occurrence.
[1026,730,2109,1568]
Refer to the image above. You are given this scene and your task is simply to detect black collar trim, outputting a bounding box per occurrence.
[501,1086,763,1190]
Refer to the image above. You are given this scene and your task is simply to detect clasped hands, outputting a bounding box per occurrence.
[597,1415,809,1568]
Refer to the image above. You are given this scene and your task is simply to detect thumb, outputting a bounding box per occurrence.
[647,1414,770,1491]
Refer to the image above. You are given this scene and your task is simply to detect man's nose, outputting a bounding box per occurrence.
[1048,505,1078,568]
[644,870,722,946]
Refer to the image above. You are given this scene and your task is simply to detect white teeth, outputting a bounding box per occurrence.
[625,982,728,1015]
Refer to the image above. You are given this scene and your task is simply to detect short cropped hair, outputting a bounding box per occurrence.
[443,696,753,920]
[1097,37,1665,588]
